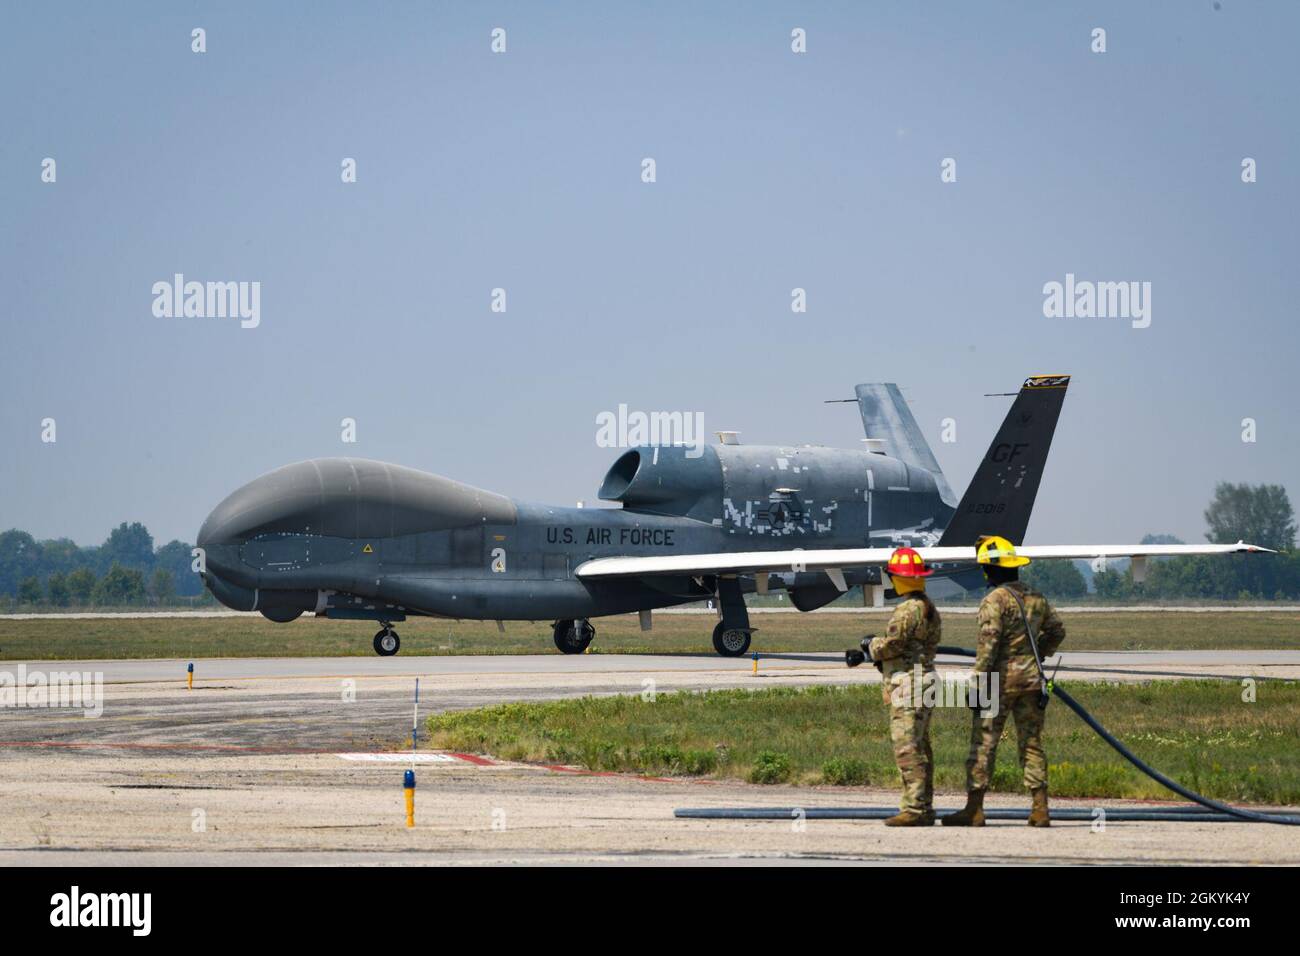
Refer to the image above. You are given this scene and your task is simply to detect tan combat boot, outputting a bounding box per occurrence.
[941,789,986,827]
[884,809,934,827]
[1027,787,1050,827]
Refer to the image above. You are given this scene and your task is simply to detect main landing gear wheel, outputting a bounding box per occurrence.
[712,621,752,657]
[373,627,400,656]
[553,618,595,654]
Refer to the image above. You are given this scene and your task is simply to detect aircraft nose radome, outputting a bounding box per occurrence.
[197,459,329,547]
[196,457,519,548]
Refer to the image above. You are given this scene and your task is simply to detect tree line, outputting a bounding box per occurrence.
[1022,482,1297,600]
[0,522,211,608]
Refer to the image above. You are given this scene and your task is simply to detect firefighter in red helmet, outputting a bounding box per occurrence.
[863,547,942,826]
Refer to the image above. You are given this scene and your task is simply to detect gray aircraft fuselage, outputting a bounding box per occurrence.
[197,443,953,624]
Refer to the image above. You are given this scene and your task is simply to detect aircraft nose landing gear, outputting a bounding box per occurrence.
[711,576,754,656]
[373,624,400,656]
[553,618,595,654]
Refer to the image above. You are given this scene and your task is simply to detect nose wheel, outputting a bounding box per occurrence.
[712,576,753,657]
[553,618,595,654]
[373,626,400,656]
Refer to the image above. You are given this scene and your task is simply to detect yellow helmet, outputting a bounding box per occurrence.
[975,535,1031,568]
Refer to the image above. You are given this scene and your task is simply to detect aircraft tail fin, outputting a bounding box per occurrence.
[937,374,1071,547]
[855,383,957,507]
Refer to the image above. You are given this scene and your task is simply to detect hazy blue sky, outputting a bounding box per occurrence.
[2,1,1296,548]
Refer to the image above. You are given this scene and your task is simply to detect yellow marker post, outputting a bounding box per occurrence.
[404,769,416,828]
[187,662,194,690]
[752,652,759,675]
[404,679,419,827]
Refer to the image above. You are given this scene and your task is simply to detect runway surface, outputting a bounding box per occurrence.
[1,651,1298,865]
[8,649,1300,683]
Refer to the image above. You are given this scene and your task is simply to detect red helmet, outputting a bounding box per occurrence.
[887,547,932,578]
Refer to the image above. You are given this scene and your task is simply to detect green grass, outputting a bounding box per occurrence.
[426,680,1300,805]
[0,610,1296,659]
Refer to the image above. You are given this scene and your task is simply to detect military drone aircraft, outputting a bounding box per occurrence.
[197,375,1269,656]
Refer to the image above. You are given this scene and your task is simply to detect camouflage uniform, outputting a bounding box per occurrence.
[868,593,942,813]
[965,582,1066,791]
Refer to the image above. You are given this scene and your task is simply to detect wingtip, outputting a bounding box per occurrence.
[1237,540,1279,554]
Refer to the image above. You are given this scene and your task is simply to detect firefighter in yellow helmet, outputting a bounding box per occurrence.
[943,536,1066,827]
[861,547,942,826]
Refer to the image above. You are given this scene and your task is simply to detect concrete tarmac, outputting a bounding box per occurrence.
[7,649,1300,683]
[1,651,1298,865]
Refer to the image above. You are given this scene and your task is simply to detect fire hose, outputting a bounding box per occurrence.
[936,643,1300,826]
[676,645,1300,825]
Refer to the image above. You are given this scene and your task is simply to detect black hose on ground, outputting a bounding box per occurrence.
[673,807,1298,822]
[935,645,1300,826]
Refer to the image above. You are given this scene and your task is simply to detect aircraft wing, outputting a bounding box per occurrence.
[574,541,1273,580]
